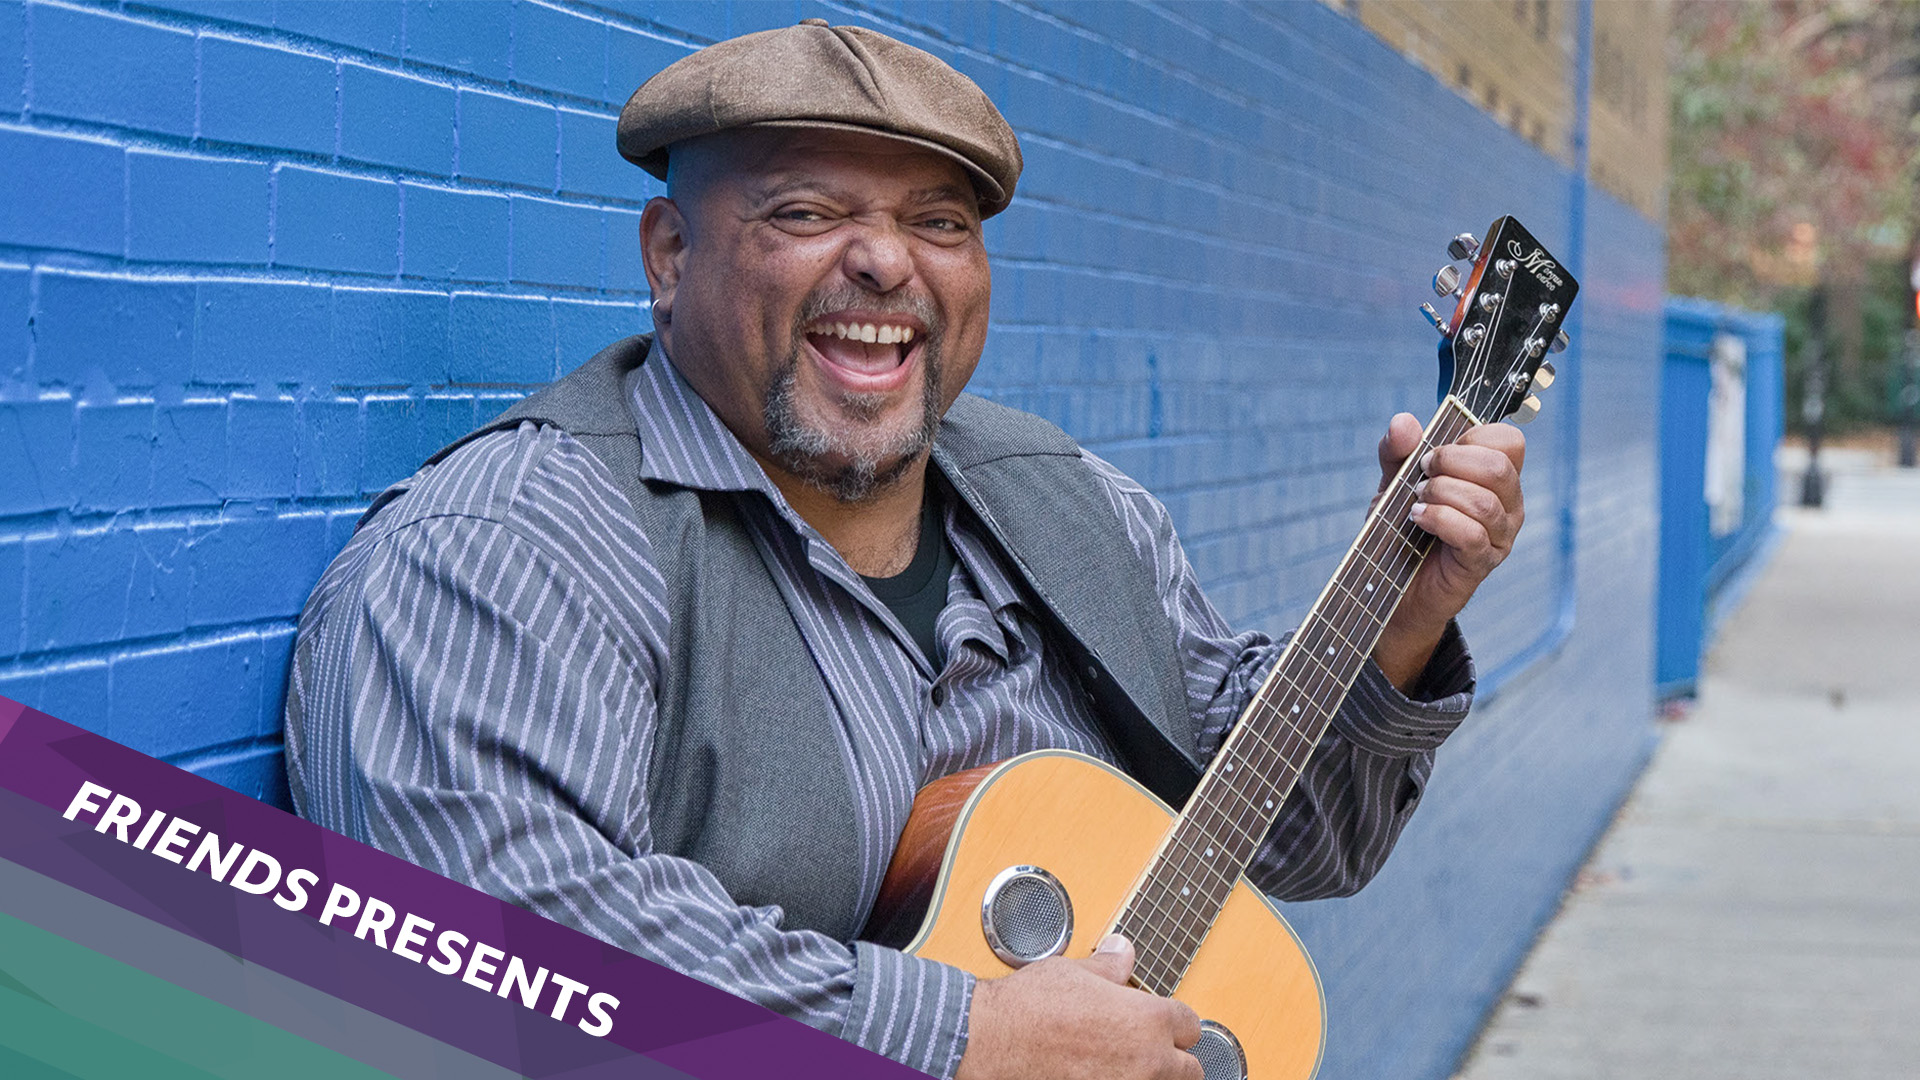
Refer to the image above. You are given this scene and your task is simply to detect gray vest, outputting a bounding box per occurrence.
[404,335,1203,941]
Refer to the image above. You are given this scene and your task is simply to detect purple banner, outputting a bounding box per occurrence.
[0,695,927,1078]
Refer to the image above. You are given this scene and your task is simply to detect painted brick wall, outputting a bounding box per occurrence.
[0,2,1665,1078]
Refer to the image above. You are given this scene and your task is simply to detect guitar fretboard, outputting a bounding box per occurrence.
[1113,397,1480,996]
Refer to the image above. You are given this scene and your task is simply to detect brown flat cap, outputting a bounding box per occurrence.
[617,19,1022,217]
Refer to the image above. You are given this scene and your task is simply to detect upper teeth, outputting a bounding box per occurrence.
[816,322,915,345]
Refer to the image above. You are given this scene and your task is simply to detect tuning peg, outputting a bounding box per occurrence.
[1448,233,1480,261]
[1432,265,1462,297]
[1420,303,1448,333]
[1550,330,1569,353]
[1512,394,1543,424]
[1533,361,1556,389]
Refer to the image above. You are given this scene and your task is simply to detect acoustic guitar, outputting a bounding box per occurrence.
[860,217,1580,1079]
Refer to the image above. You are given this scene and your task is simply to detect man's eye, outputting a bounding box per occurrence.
[918,216,968,233]
[776,208,826,223]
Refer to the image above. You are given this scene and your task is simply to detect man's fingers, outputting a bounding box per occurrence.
[1376,412,1423,491]
[1419,443,1522,511]
[1166,998,1203,1051]
[1083,933,1136,985]
[1413,475,1521,547]
[1458,420,1526,473]
[1407,501,1498,570]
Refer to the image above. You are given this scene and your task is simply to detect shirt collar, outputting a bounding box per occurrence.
[943,495,1028,618]
[624,339,792,502]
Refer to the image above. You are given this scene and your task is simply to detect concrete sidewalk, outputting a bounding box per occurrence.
[1453,447,1920,1080]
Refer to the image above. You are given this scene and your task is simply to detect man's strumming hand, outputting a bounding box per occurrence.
[1371,412,1526,692]
[955,934,1203,1080]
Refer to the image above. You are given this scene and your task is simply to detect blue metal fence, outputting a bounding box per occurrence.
[1657,298,1785,698]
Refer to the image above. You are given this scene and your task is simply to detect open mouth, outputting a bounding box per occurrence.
[803,317,922,390]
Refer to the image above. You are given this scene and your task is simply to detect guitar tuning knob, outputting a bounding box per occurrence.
[1512,394,1543,424]
[1420,302,1447,333]
[1550,330,1570,353]
[1432,265,1462,297]
[1447,233,1480,261]
[1533,361,1556,390]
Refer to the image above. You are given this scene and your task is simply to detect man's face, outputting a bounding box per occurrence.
[642,127,992,502]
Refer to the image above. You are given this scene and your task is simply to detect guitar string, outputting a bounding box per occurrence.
[1098,242,1574,983]
[1148,408,1471,946]
[1124,233,1570,976]
[1125,418,1461,949]
[1123,407,1478,979]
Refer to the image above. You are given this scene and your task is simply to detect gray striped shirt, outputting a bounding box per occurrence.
[284,351,1473,1077]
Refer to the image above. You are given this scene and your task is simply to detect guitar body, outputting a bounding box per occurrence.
[866,750,1325,1080]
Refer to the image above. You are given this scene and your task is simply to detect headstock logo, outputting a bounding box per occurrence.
[1507,240,1565,291]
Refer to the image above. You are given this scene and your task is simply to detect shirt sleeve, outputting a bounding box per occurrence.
[1078,451,1474,901]
[283,442,971,1077]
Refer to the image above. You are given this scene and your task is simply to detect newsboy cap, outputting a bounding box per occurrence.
[617,19,1023,217]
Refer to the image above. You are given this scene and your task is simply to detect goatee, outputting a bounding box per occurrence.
[764,291,944,503]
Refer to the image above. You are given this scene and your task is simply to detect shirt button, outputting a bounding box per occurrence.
[931,684,947,707]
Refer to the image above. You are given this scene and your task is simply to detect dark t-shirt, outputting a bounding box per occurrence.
[860,484,955,668]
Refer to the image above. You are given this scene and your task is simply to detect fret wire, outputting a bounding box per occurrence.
[1136,834,1244,914]
[1167,832,1244,908]
[1359,532,1415,576]
[1348,543,1412,594]
[1134,853,1233,971]
[1158,844,1226,914]
[1244,689,1324,775]
[1318,588,1367,640]
[1194,779,1271,852]
[1238,703,1317,785]
[1290,649,1355,693]
[1218,727,1301,817]
[1133,911,1193,967]
[1126,912,1186,966]
[1325,565,1388,625]
[1375,527,1426,562]
[1327,582,1387,636]
[1139,867,1187,925]
[1131,880,1212,968]
[1236,703,1300,772]
[1181,784,1266,855]
[1310,614,1374,671]
[1256,693,1320,748]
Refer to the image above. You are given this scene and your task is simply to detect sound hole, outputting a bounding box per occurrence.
[1191,1020,1247,1080]
[981,866,1072,966]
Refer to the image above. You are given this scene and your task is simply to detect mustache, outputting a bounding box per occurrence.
[796,286,941,336]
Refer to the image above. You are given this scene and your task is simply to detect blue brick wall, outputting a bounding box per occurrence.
[0,3,1664,1078]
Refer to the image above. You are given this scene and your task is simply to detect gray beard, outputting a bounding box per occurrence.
[763,339,943,503]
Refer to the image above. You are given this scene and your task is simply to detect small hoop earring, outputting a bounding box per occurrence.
[648,296,670,324]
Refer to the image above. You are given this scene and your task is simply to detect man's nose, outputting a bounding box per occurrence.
[840,221,914,293]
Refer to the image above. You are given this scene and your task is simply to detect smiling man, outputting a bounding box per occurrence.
[285,20,1525,1080]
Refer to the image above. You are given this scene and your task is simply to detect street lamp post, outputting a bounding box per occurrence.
[1902,268,1919,468]
[1900,329,1918,469]
[1801,288,1827,507]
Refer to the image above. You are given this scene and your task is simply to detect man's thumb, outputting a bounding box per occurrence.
[1084,933,1136,983]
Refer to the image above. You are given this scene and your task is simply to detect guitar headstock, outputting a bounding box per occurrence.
[1420,216,1580,424]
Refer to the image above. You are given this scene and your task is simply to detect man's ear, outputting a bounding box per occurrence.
[640,195,689,317]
